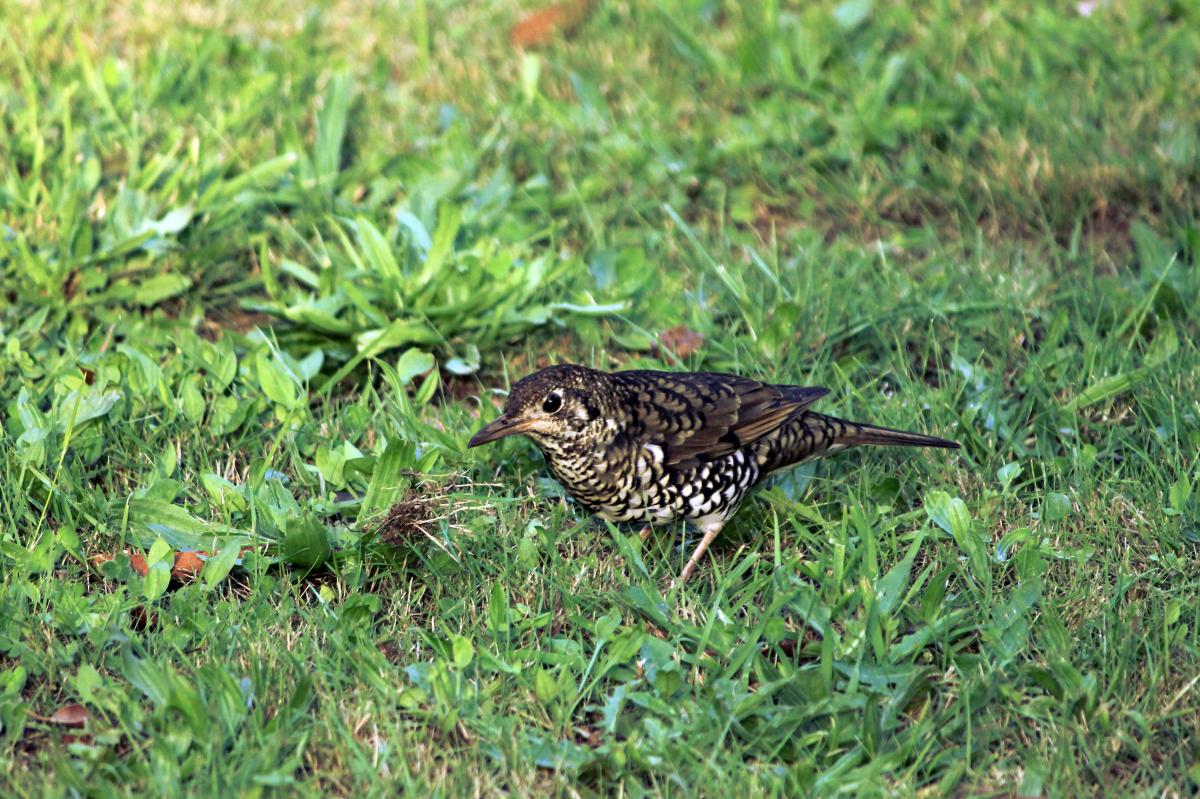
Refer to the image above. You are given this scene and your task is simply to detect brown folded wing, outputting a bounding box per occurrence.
[617,371,829,467]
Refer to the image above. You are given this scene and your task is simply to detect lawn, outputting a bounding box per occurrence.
[2,0,1199,795]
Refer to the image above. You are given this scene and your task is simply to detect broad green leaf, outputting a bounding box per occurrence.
[450,634,474,670]
[520,53,541,103]
[75,664,102,704]
[60,387,121,427]
[1042,492,1072,522]
[147,537,173,567]
[535,669,558,704]
[394,209,432,255]
[875,537,920,616]
[203,541,243,590]
[281,514,330,570]
[394,348,435,386]
[202,152,297,205]
[1064,368,1146,412]
[926,491,989,589]
[143,205,193,236]
[256,349,301,409]
[360,440,413,520]
[355,217,403,285]
[121,653,170,707]
[129,498,211,536]
[1169,474,1193,512]
[413,204,463,289]
[135,273,193,305]
[997,461,1022,491]
[315,72,352,186]
[487,580,510,634]
[925,491,971,541]
[834,0,872,29]
[1146,323,1179,367]
[144,561,171,601]
[117,344,164,393]
[180,376,205,423]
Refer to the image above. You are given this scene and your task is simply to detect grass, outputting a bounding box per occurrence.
[1,0,1198,795]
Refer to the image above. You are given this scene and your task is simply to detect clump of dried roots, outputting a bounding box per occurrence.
[372,474,495,552]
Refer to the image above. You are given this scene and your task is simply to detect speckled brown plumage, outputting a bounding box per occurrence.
[469,364,958,582]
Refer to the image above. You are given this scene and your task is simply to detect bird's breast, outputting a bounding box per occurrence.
[541,440,762,526]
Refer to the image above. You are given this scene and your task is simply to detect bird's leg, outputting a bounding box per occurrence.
[638,526,653,543]
[675,516,726,586]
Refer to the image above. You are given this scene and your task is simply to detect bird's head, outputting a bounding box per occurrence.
[468,364,617,453]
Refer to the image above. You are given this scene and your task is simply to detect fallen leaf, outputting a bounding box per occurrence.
[93,546,261,598]
[509,0,595,48]
[90,550,153,577]
[655,325,705,359]
[130,605,159,631]
[377,640,403,663]
[48,703,89,728]
[172,550,208,580]
[575,724,603,747]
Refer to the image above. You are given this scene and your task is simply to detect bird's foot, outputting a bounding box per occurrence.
[671,517,725,588]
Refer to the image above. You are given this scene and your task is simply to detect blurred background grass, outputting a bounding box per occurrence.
[1,0,1198,795]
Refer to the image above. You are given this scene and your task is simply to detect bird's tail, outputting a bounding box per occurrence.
[813,413,959,450]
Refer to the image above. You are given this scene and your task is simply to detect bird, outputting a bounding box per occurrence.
[469,364,958,584]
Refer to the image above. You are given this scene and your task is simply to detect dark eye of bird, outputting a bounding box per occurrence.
[542,394,562,414]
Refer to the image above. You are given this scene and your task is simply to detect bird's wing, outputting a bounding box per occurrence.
[617,371,829,466]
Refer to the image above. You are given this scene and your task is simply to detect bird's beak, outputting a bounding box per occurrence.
[468,415,535,448]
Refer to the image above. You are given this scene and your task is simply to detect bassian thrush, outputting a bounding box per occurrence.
[469,364,958,583]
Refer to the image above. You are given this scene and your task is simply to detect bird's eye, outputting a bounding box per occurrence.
[542,393,563,414]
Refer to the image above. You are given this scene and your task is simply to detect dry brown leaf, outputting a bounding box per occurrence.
[509,0,595,48]
[130,605,159,631]
[172,551,208,580]
[48,703,89,728]
[93,546,259,595]
[91,550,152,577]
[656,325,705,359]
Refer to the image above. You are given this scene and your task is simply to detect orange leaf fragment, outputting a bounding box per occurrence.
[509,0,594,48]
[130,605,159,631]
[657,325,705,359]
[172,551,208,580]
[49,703,89,728]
